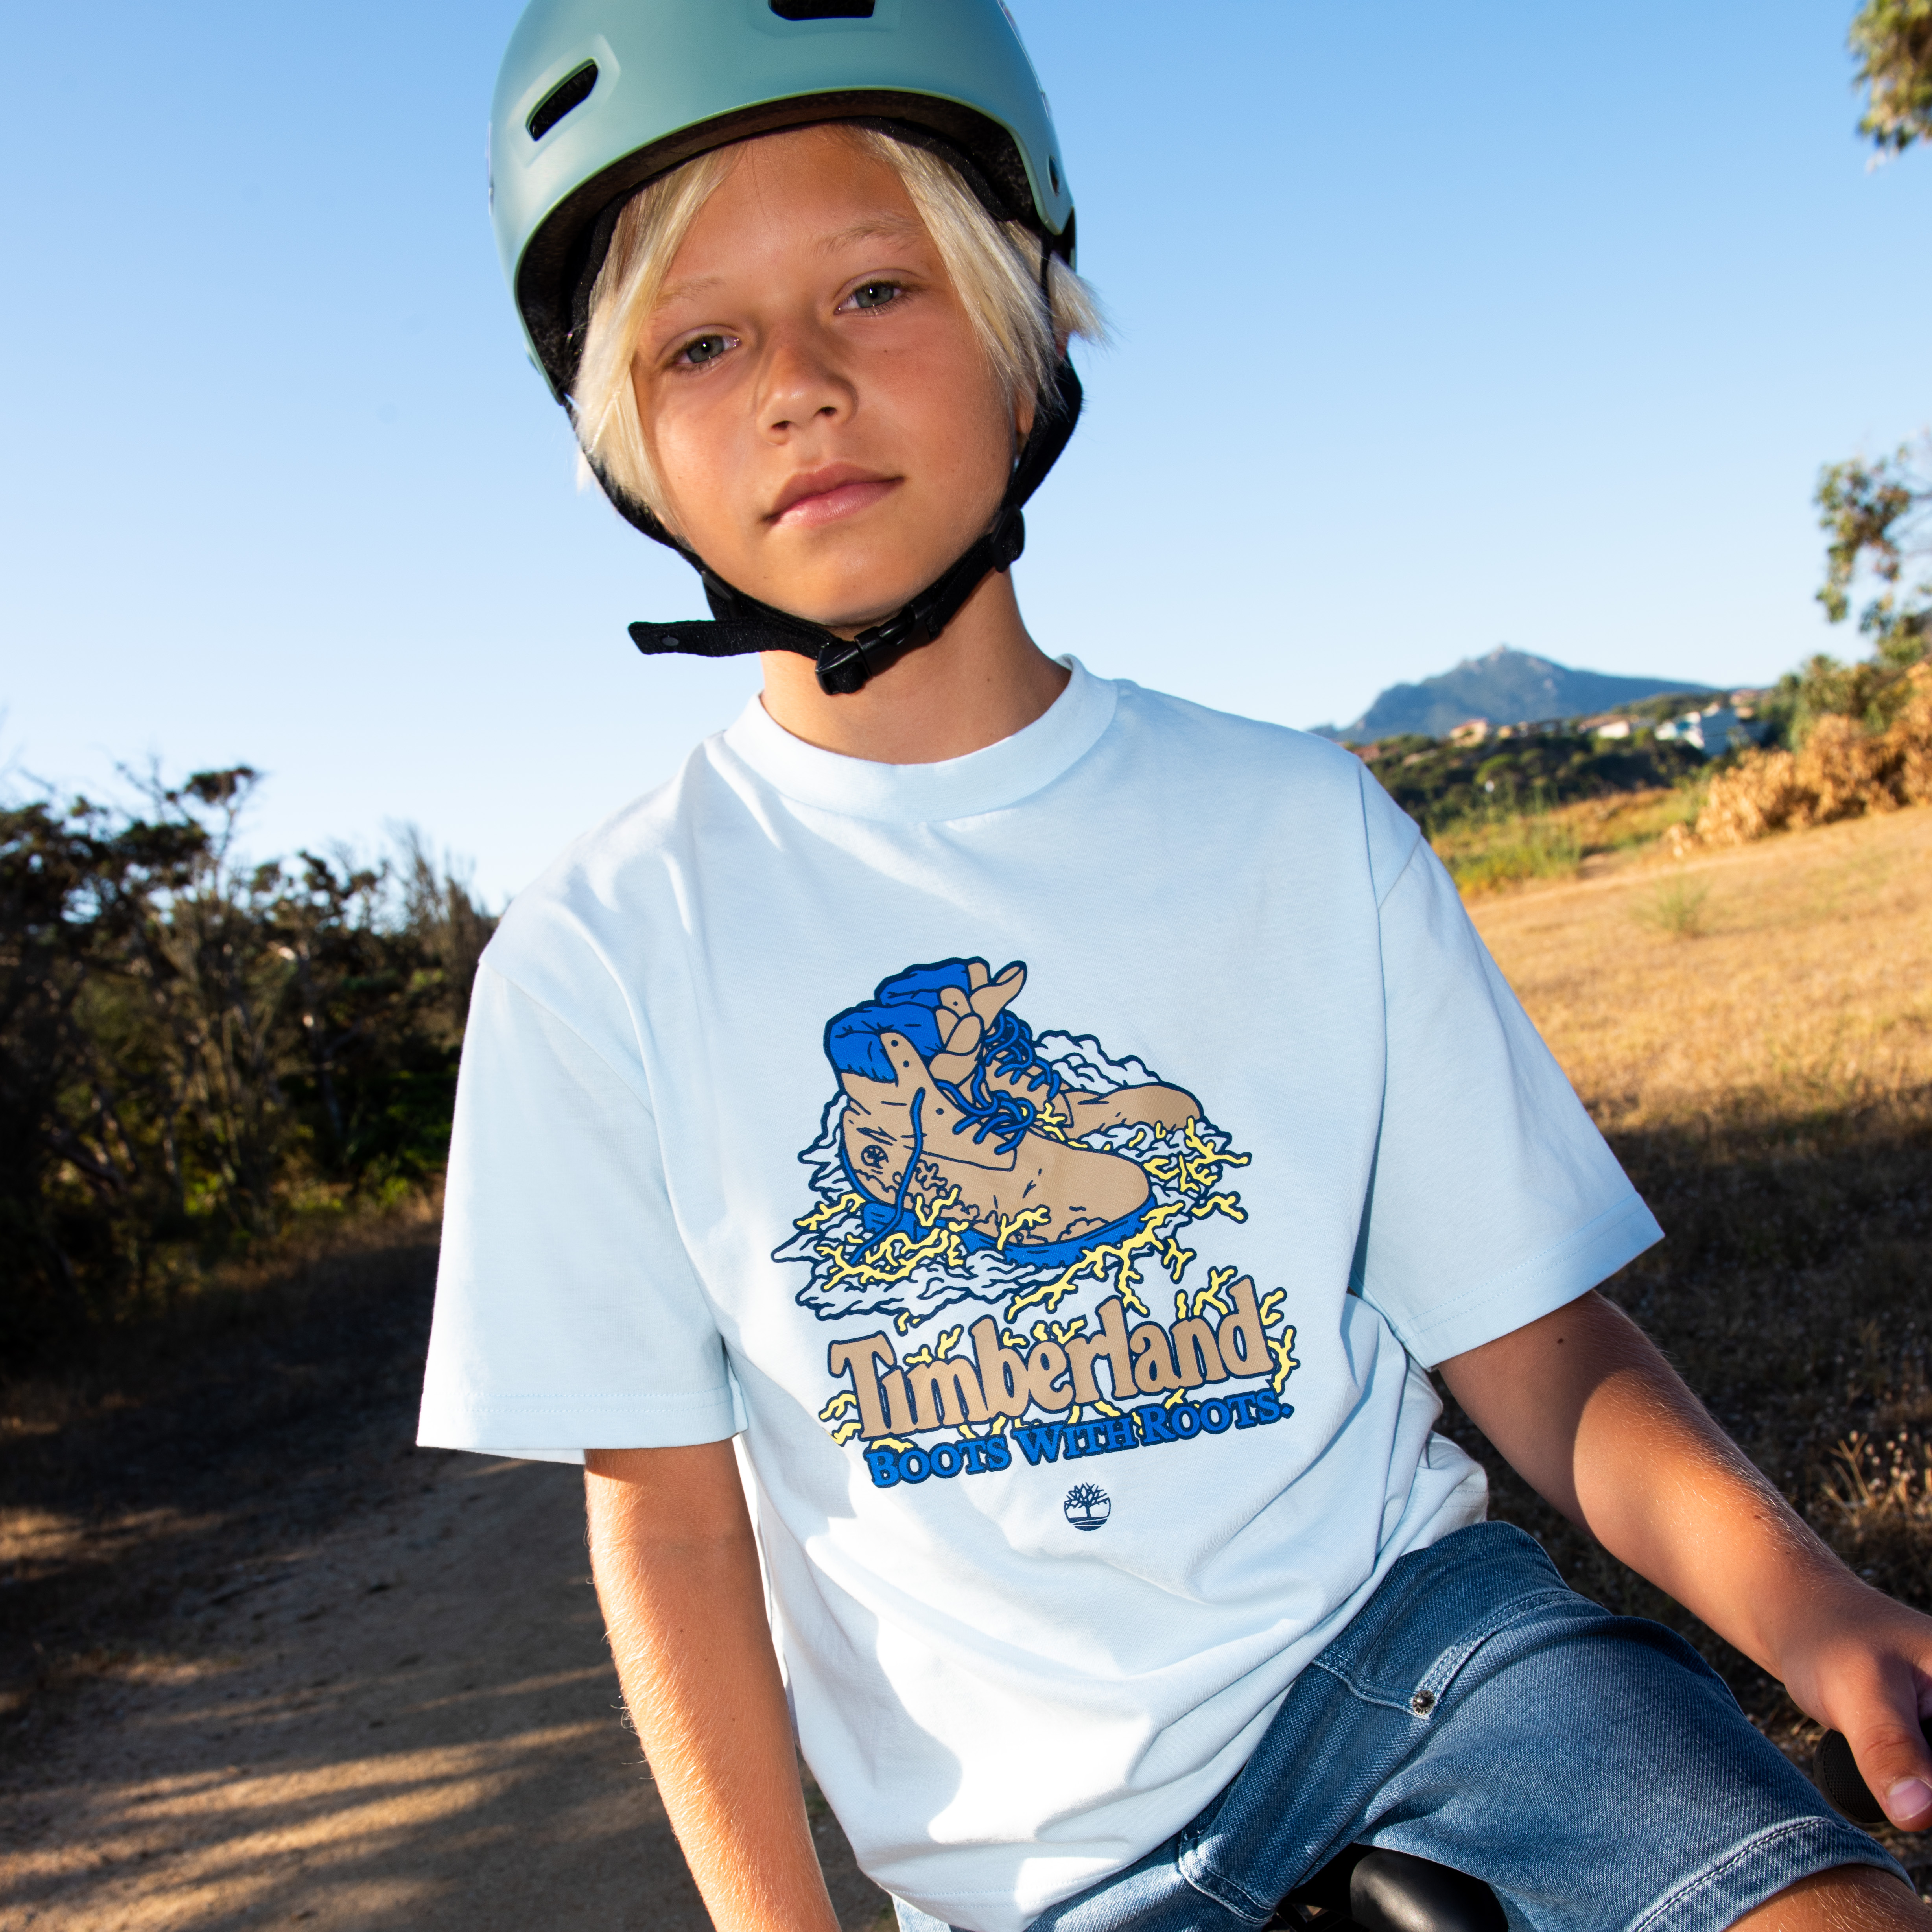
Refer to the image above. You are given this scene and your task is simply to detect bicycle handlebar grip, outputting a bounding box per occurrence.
[1813,1720,1932,1829]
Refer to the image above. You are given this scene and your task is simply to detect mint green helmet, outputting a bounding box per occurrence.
[490,0,1076,405]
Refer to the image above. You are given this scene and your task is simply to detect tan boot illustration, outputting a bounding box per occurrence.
[835,1028,1150,1248]
[870,958,1200,1138]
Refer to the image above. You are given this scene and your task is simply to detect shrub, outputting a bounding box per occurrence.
[1694,662,1932,846]
[1437,811,1584,892]
[0,772,491,1364]
[1633,876,1711,939]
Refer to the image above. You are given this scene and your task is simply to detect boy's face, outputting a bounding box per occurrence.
[631,127,1025,632]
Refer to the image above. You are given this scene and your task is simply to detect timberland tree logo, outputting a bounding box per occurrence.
[1064,1484,1110,1531]
[774,957,1302,1490]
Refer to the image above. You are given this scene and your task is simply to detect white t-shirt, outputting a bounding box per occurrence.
[418,662,1660,1932]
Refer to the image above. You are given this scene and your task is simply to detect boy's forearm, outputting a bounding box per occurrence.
[1437,1292,1858,1677]
[585,1443,841,1932]
[1447,1291,1932,1830]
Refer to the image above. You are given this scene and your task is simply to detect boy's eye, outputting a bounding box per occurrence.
[846,281,901,312]
[675,332,735,368]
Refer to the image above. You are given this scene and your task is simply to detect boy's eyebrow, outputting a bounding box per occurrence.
[654,273,724,310]
[815,214,926,252]
[650,217,923,312]
[649,216,927,317]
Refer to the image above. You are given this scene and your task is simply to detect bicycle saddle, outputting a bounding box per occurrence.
[1813,1718,1932,1827]
[1272,1844,1507,1932]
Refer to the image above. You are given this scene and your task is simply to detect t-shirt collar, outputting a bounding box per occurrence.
[717,657,1116,822]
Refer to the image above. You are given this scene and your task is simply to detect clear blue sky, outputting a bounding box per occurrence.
[3,1,1927,900]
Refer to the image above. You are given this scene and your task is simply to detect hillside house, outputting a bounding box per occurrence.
[1656,705,1765,756]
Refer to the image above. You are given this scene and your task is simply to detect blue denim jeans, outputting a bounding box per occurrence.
[895,1523,1904,1932]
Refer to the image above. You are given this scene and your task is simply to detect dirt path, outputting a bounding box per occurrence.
[2,1450,889,1930]
[0,1235,889,1932]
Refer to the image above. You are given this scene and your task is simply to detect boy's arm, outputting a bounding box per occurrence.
[584,1443,841,1932]
[1438,1290,1932,1832]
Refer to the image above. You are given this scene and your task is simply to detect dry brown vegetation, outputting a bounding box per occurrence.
[1690,661,1932,847]
[1450,802,1932,1885]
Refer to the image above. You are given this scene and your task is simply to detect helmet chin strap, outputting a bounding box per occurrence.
[606,358,1082,697]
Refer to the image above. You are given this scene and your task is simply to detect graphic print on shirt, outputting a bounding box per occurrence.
[771,957,1302,1489]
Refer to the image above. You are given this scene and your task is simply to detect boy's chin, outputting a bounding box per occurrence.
[745,569,946,636]
[739,520,995,632]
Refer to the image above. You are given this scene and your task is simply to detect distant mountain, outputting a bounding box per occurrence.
[1329,647,1712,742]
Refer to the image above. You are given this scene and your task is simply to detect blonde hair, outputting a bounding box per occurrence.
[572,125,1104,518]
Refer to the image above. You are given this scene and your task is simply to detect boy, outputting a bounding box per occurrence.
[420,4,1932,1928]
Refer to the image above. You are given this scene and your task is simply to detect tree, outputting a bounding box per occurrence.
[0,795,207,1347]
[1770,10,1932,747]
[1816,443,1932,662]
[0,769,494,1363]
[1851,0,1932,154]
[1755,449,1932,749]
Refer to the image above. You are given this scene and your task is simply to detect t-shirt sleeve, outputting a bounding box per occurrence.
[417,961,742,1462]
[1353,800,1663,1366]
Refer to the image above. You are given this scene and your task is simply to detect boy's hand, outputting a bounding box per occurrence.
[1770,1574,1932,1831]
[1440,1290,1932,1832]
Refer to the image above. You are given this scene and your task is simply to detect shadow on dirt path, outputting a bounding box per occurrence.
[0,1230,889,1930]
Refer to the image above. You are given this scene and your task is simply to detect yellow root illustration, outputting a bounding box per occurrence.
[902,1326,967,1372]
[1004,1198,1200,1324]
[813,1184,980,1311]
[994,1206,1053,1252]
[1143,1117,1251,1196]
[795,1189,865,1234]
[1177,1266,1240,1324]
[1269,1327,1301,1396]
[817,1389,863,1446]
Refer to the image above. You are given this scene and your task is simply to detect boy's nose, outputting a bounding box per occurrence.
[757,326,854,437]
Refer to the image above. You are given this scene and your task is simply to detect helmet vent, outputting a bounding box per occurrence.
[769,0,876,18]
[527,62,599,142]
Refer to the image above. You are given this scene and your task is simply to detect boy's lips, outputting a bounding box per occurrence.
[767,466,900,529]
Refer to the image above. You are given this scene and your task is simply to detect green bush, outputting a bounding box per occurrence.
[0,772,491,1364]
[1437,810,1585,893]
[1354,726,1706,834]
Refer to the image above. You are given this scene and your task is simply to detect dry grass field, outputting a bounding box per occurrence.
[1448,802,1932,1883]
[1473,789,1932,1132]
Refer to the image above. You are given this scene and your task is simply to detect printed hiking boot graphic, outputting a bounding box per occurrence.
[869,960,1200,1139]
[780,953,1302,1489]
[827,960,1200,1266]
[776,955,1263,1335]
